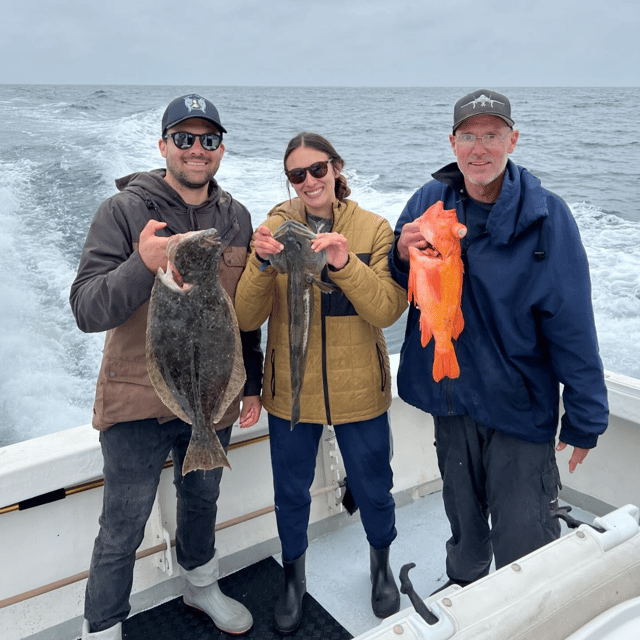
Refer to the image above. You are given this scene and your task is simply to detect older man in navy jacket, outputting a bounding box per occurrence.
[388,89,608,591]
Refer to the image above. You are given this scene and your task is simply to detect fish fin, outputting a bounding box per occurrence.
[313,278,340,294]
[182,428,231,474]
[432,343,460,382]
[211,288,247,424]
[407,267,417,305]
[419,315,433,348]
[452,306,464,339]
[146,284,193,425]
[407,247,421,304]
[425,266,442,302]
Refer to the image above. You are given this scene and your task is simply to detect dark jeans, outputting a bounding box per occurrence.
[269,412,397,562]
[434,415,561,583]
[84,418,232,632]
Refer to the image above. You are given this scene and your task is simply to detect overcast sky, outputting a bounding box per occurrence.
[3,0,638,86]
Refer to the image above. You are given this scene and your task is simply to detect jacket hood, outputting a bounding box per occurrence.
[114,169,227,235]
[433,160,549,247]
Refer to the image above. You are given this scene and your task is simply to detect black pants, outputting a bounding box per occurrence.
[85,419,232,632]
[434,415,561,583]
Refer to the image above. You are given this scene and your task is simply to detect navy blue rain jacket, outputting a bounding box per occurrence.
[388,160,608,448]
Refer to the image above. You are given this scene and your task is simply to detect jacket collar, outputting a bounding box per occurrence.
[115,169,239,247]
[115,169,224,209]
[433,160,548,246]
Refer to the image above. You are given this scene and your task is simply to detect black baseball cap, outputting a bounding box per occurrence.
[453,89,514,132]
[161,94,227,136]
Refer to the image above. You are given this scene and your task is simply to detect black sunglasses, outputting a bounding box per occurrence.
[285,159,333,184]
[165,131,223,151]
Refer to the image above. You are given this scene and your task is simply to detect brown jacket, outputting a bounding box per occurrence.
[70,170,262,431]
[235,198,407,425]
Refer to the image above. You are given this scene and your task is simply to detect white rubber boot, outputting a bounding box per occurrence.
[81,620,122,639]
[182,550,253,635]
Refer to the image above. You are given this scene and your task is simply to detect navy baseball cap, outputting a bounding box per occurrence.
[453,89,514,132]
[161,94,227,135]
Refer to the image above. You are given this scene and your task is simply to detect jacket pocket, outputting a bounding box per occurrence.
[376,343,387,392]
[222,245,247,267]
[269,348,276,399]
[101,356,153,387]
[94,357,174,430]
[540,454,562,533]
[220,246,248,298]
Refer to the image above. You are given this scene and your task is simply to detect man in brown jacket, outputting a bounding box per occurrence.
[70,94,262,640]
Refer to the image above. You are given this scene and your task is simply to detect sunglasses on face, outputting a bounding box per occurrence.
[285,159,332,184]
[165,131,223,151]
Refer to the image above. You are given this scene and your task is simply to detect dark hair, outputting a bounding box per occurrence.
[283,132,351,202]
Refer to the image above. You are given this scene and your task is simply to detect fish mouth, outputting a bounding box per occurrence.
[158,259,191,292]
[422,240,443,259]
[163,239,186,288]
[273,219,317,242]
[169,262,189,289]
[161,230,220,291]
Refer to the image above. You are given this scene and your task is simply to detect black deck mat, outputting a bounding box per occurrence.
[120,556,354,639]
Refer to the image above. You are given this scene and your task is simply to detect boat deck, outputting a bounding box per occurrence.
[75,491,594,639]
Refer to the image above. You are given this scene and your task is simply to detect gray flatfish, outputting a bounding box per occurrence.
[146,229,246,474]
[268,220,339,429]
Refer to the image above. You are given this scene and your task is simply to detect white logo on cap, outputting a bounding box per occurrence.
[184,96,207,114]
[461,93,505,110]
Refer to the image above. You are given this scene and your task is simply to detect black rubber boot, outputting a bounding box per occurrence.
[274,552,306,635]
[370,545,400,618]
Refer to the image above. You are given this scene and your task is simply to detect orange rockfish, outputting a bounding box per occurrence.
[408,201,467,382]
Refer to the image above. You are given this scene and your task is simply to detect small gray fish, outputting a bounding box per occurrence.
[146,229,246,474]
[268,220,339,429]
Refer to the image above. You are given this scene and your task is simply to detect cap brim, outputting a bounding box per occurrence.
[453,113,514,132]
[163,115,227,135]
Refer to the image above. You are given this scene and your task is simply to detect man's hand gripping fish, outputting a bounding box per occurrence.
[408,201,467,382]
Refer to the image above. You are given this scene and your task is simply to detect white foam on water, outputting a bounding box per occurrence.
[0,104,166,445]
[344,168,413,228]
[0,165,102,445]
[572,202,640,379]
[216,153,288,226]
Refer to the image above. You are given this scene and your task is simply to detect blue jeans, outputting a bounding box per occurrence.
[269,412,397,562]
[434,415,561,583]
[84,418,232,632]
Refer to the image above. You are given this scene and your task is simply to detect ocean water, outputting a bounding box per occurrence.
[0,85,638,447]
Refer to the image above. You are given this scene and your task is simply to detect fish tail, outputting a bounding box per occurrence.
[290,402,300,431]
[182,430,231,475]
[432,343,460,382]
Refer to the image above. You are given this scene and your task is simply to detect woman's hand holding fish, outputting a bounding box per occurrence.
[139,219,170,274]
[254,225,283,260]
[239,395,262,428]
[312,232,349,270]
[397,220,426,263]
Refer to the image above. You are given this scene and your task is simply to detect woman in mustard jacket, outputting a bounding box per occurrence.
[235,133,407,634]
